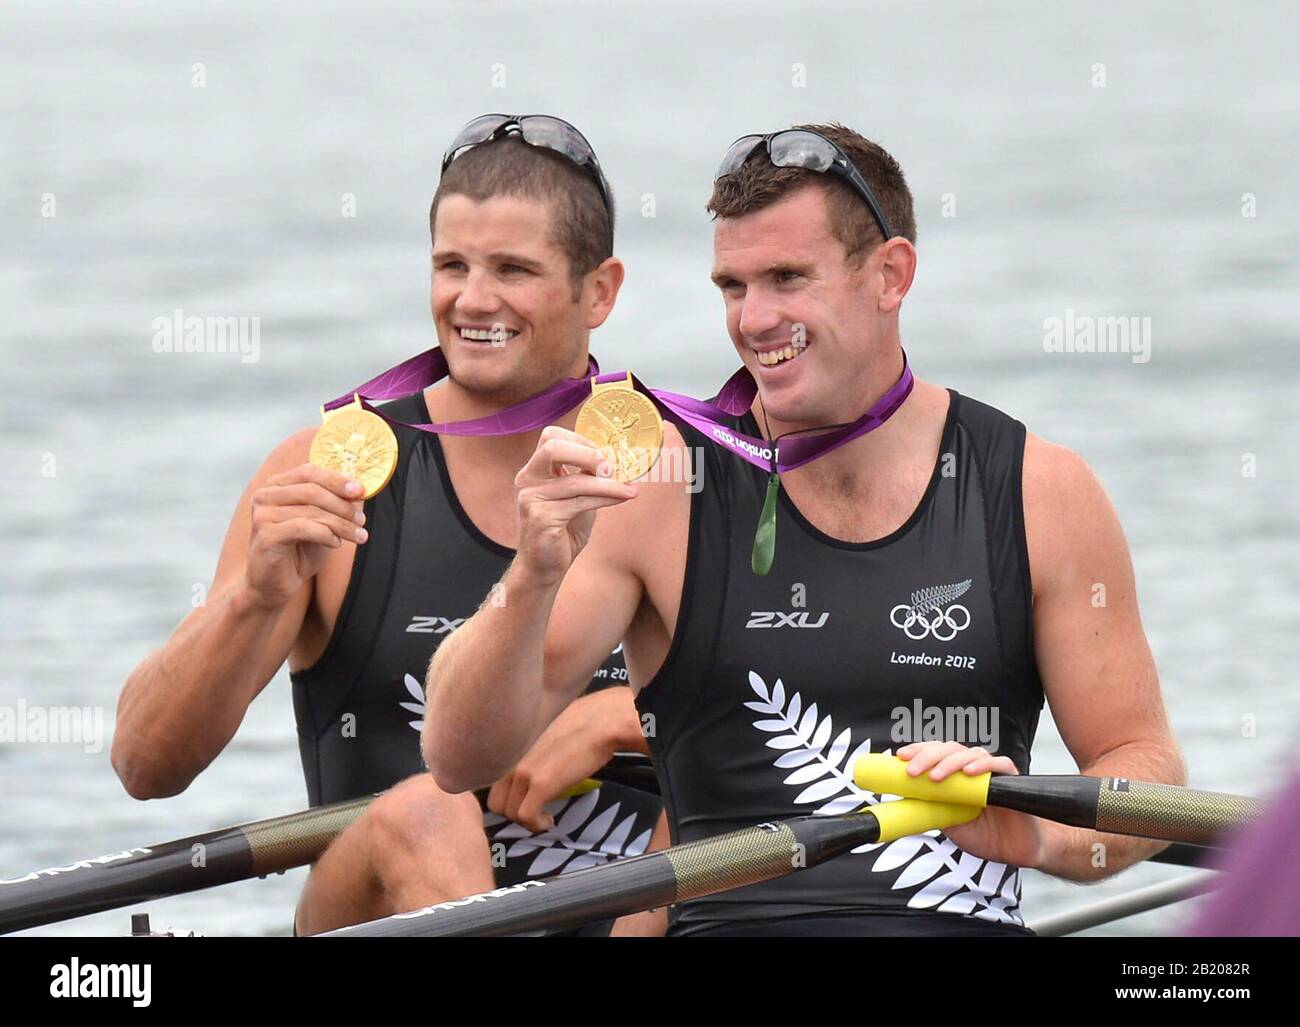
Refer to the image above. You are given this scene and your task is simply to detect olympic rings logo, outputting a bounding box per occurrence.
[889,602,971,642]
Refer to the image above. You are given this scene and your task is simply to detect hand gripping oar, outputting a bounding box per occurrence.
[0,796,373,934]
[853,755,1264,847]
[319,798,980,937]
[560,751,660,798]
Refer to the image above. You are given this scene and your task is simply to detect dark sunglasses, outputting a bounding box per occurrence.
[715,129,894,243]
[441,113,613,223]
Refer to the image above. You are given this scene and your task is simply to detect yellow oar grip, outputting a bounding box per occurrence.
[854,754,992,807]
[559,778,602,799]
[869,798,981,842]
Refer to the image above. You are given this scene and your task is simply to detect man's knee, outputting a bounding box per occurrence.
[364,773,483,856]
[297,776,490,933]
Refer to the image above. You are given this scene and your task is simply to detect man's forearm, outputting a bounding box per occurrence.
[618,713,652,757]
[423,559,563,792]
[1033,740,1188,882]
[112,582,284,797]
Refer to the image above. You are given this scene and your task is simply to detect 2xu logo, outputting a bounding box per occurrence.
[406,615,466,635]
[745,611,830,630]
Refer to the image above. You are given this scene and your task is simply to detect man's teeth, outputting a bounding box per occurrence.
[458,327,520,341]
[756,345,804,367]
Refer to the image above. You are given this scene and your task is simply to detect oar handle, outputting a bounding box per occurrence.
[556,752,661,800]
[853,753,991,806]
[872,798,980,840]
[559,778,602,799]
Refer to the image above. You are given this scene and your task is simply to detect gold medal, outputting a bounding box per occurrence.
[574,374,663,483]
[308,396,399,499]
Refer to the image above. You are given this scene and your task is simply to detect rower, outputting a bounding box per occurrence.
[424,123,1187,936]
[111,114,663,936]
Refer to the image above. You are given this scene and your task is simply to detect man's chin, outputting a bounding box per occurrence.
[754,380,819,428]
[447,348,514,388]
[450,354,563,407]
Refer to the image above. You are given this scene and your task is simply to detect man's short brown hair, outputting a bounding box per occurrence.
[430,137,614,292]
[707,123,916,266]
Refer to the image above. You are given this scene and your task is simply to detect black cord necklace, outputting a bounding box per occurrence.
[751,402,861,576]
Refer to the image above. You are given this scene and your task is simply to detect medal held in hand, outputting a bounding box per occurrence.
[575,374,663,483]
[308,395,399,499]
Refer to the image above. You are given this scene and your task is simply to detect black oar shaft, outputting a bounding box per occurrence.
[0,797,372,934]
[1149,841,1220,868]
[0,754,658,936]
[322,812,879,938]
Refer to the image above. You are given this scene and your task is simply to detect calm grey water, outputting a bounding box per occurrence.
[2,0,1297,936]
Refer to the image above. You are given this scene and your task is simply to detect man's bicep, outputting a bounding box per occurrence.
[1024,439,1175,770]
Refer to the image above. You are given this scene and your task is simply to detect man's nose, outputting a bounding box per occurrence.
[737,289,783,341]
[457,268,501,315]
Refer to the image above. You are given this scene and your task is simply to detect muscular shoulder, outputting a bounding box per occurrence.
[1022,432,1129,598]
[1022,433,1105,513]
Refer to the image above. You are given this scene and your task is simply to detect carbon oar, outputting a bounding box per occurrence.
[0,751,657,935]
[854,755,1263,847]
[319,798,980,937]
[0,796,373,934]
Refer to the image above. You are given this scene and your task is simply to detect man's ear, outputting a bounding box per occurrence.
[584,256,626,330]
[875,238,917,315]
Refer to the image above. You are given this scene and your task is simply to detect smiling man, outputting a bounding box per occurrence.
[111,115,661,935]
[425,123,1186,936]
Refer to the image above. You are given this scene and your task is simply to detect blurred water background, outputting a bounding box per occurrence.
[1,0,1297,936]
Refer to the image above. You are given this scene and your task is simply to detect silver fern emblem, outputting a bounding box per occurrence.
[745,670,1023,924]
[483,789,653,876]
[907,579,971,617]
[743,671,888,833]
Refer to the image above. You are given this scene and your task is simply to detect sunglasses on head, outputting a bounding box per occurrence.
[441,114,613,224]
[715,129,894,243]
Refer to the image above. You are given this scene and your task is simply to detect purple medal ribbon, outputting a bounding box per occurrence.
[635,350,914,575]
[322,345,913,575]
[323,344,911,463]
[323,347,617,436]
[638,350,914,473]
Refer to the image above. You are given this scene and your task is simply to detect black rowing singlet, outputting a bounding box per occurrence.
[637,390,1044,935]
[290,391,660,887]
